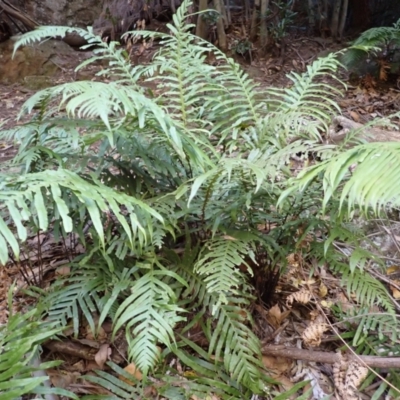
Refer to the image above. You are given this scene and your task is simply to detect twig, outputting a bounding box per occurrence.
[262,345,400,368]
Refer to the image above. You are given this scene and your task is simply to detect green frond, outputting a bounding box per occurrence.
[208,300,263,390]
[331,261,394,312]
[0,288,76,399]
[113,271,186,374]
[194,237,254,309]
[351,311,400,345]
[82,361,142,399]
[279,142,400,214]
[352,23,400,47]
[267,53,345,130]
[0,168,163,263]
[42,260,134,336]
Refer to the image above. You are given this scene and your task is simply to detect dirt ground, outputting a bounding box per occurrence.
[1,31,400,399]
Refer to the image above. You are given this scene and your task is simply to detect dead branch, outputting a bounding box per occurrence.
[262,345,400,368]
[0,0,39,31]
[44,340,124,364]
[327,116,400,144]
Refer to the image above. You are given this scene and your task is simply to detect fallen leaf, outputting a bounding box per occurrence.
[120,362,143,385]
[319,282,328,297]
[349,110,360,122]
[267,304,290,329]
[94,343,111,368]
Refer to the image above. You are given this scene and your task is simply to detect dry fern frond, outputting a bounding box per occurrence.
[286,289,312,307]
[302,322,329,347]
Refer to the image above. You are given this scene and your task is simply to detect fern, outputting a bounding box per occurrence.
[0,287,77,399]
[342,18,400,69]
[2,0,397,397]
[113,270,186,375]
[279,142,400,213]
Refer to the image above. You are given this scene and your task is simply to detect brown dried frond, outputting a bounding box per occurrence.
[377,59,390,81]
[333,352,368,400]
[333,352,348,398]
[360,74,376,89]
[286,288,312,307]
[344,361,369,400]
[301,322,329,347]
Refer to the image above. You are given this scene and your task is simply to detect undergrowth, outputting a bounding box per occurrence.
[0,1,400,398]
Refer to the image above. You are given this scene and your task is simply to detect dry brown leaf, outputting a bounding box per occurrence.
[286,253,302,268]
[349,110,360,122]
[262,355,293,375]
[390,281,400,299]
[56,265,71,276]
[120,362,143,385]
[302,323,329,347]
[267,304,290,329]
[47,370,80,389]
[94,343,111,368]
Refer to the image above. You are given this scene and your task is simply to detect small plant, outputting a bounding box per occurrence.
[342,18,400,80]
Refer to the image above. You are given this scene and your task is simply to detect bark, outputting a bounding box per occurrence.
[327,116,400,144]
[195,0,208,39]
[214,0,227,51]
[250,0,260,42]
[338,0,348,39]
[307,0,315,33]
[263,345,400,368]
[259,0,269,56]
[0,0,39,31]
[330,0,342,40]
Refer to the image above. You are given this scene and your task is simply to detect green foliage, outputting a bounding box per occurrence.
[0,286,76,399]
[279,142,400,213]
[0,0,399,398]
[342,17,400,71]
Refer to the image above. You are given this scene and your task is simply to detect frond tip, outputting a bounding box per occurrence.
[279,142,400,213]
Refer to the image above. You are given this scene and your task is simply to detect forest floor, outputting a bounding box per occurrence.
[1,27,400,400]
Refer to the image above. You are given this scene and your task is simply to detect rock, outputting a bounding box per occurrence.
[0,38,78,84]
[12,0,103,29]
[23,75,54,90]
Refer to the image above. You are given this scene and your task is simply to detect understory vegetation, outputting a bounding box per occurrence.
[1,1,400,398]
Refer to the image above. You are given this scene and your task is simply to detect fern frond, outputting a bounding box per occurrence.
[82,361,142,399]
[0,290,76,399]
[209,300,263,390]
[0,169,163,263]
[194,236,254,309]
[14,26,142,87]
[113,271,186,374]
[267,53,344,130]
[279,142,400,213]
[331,261,394,312]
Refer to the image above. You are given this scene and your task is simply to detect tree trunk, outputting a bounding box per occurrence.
[259,0,269,56]
[307,0,315,33]
[250,0,260,41]
[195,0,208,39]
[214,0,227,51]
[338,0,348,39]
[317,0,329,36]
[330,0,342,40]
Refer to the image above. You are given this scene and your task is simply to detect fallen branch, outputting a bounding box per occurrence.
[327,116,400,144]
[44,340,124,364]
[262,345,400,368]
